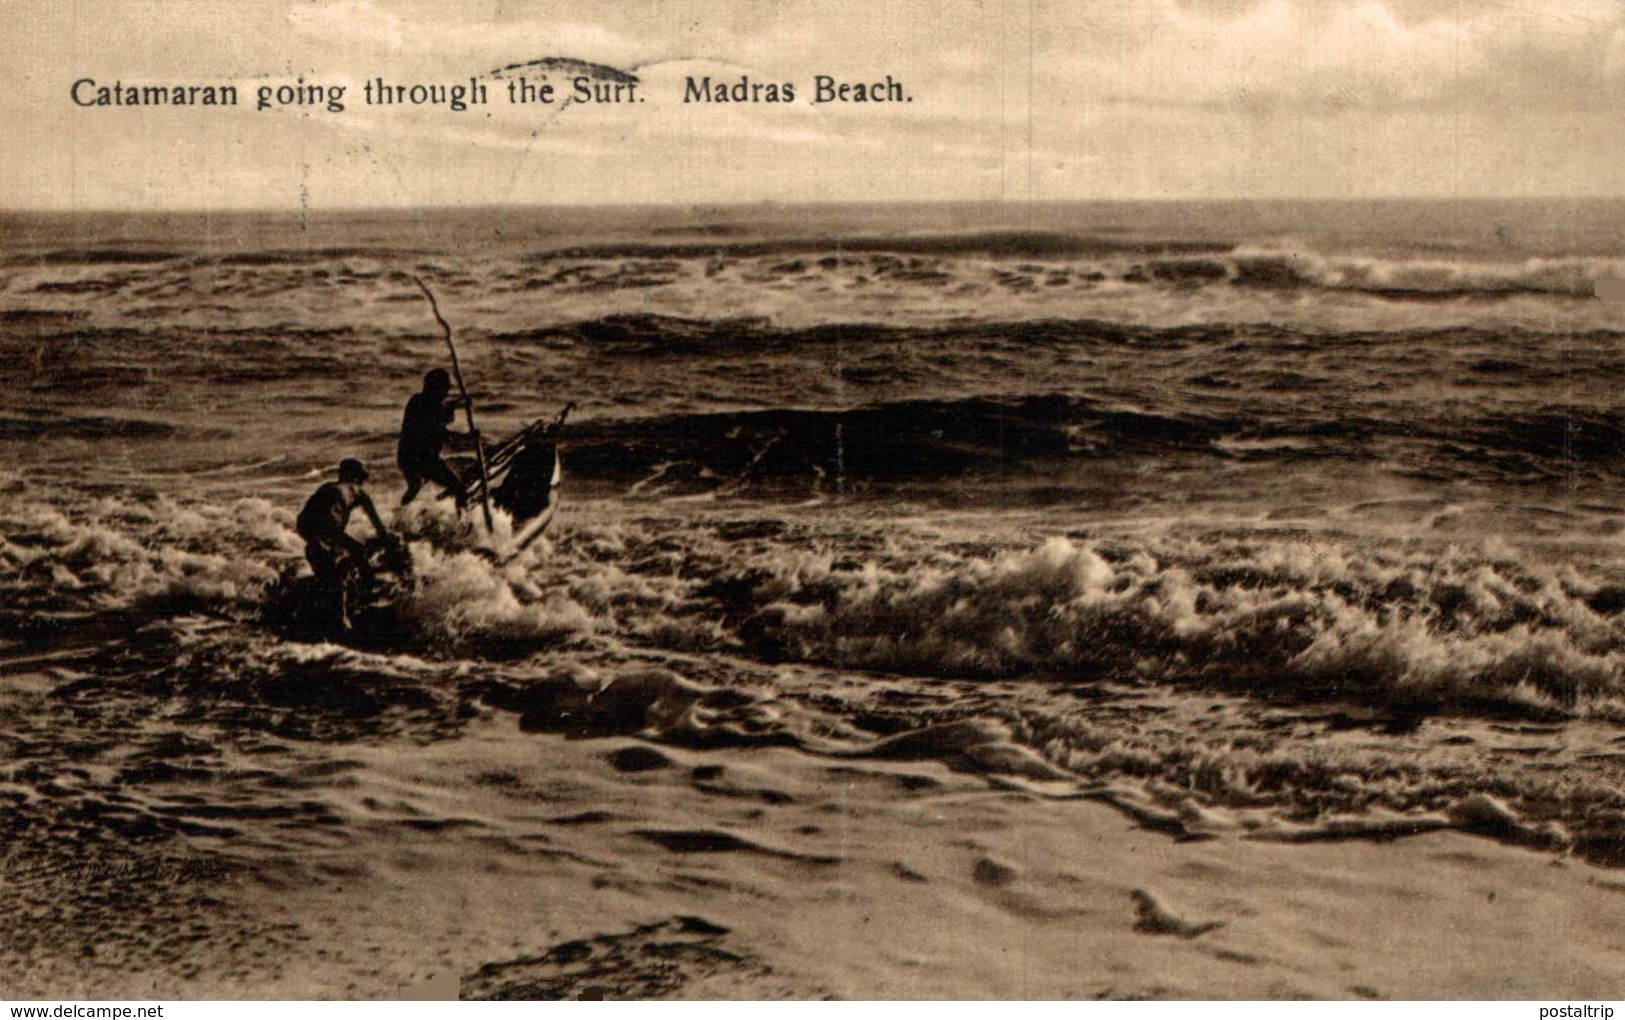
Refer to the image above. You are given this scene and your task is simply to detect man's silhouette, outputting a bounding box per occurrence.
[296,458,393,631]
[398,368,473,509]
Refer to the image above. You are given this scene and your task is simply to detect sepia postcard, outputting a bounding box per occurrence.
[3,0,1625,1002]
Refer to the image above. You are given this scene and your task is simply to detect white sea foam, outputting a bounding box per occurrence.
[17,485,1625,718]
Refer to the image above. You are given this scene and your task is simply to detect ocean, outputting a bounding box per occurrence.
[5,200,1625,986]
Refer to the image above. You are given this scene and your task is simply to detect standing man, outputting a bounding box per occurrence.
[398,368,474,510]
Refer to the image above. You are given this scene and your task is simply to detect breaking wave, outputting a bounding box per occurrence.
[10,489,1625,866]
[720,535,1625,719]
[11,492,1625,723]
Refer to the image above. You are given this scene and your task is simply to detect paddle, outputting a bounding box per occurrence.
[412,275,495,533]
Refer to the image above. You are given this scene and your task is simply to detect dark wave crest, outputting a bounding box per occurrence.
[552,384,1625,497]
[526,230,1236,263]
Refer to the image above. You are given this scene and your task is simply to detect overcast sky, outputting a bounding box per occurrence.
[5,0,1625,209]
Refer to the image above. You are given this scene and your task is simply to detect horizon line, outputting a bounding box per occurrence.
[5,194,1625,217]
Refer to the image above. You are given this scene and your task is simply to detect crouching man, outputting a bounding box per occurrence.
[296,458,393,629]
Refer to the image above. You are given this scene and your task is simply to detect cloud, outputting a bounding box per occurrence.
[287,0,649,69]
[1046,0,1625,115]
[288,0,407,50]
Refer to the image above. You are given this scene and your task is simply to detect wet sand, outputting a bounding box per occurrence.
[4,649,1622,1000]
